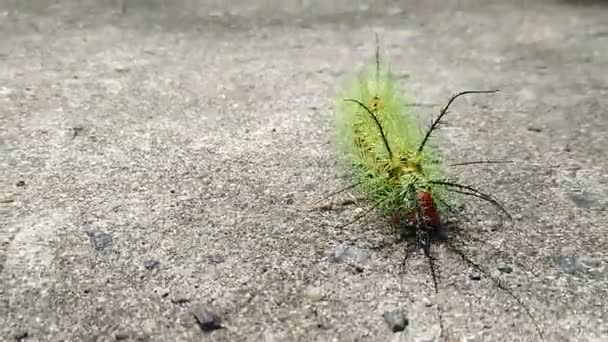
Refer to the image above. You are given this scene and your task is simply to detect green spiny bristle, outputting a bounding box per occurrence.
[334,51,451,219]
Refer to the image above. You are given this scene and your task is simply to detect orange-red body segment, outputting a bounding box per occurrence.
[416,191,442,228]
[394,191,443,230]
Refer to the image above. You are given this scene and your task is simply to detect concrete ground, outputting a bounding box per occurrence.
[1,1,607,341]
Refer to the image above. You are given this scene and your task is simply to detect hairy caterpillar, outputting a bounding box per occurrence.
[333,43,509,240]
[328,41,544,341]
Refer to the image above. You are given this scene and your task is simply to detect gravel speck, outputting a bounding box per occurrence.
[207,254,225,264]
[554,255,581,274]
[171,297,191,305]
[383,307,409,333]
[143,259,160,270]
[469,273,482,281]
[305,286,325,302]
[14,330,29,341]
[192,307,223,332]
[85,230,113,251]
[421,297,432,307]
[497,265,513,274]
[114,333,130,340]
[329,243,369,266]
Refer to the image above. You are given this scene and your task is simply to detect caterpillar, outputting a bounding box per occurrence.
[328,40,545,341]
[334,44,509,239]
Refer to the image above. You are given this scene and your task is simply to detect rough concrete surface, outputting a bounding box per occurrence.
[1,1,607,341]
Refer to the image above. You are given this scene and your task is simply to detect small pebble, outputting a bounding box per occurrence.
[171,297,191,305]
[469,273,482,281]
[70,126,84,138]
[207,254,226,264]
[498,265,513,274]
[143,259,160,270]
[16,180,25,187]
[85,230,113,251]
[568,192,596,209]
[14,330,29,341]
[383,308,409,333]
[305,286,325,302]
[192,307,223,332]
[554,255,581,274]
[114,333,130,340]
[329,243,369,266]
[421,297,432,307]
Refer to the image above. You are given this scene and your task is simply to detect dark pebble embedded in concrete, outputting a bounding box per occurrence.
[70,126,84,138]
[171,297,191,305]
[14,330,29,341]
[85,230,113,251]
[114,333,130,341]
[353,265,364,273]
[207,254,225,264]
[143,259,160,270]
[383,308,409,333]
[192,307,223,332]
[469,273,482,281]
[498,265,513,274]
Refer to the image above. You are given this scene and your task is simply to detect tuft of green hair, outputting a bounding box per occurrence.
[334,51,450,220]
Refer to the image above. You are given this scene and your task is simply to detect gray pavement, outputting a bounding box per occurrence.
[1,1,607,341]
